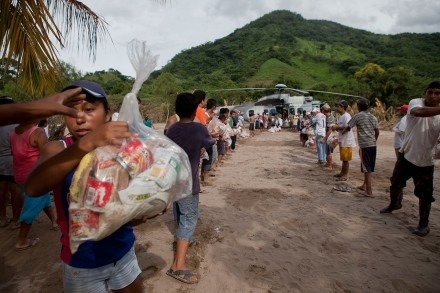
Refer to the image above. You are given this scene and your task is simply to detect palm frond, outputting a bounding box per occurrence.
[46,0,110,59]
[0,0,110,96]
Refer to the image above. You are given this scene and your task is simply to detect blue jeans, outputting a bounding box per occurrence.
[173,193,199,241]
[316,135,327,162]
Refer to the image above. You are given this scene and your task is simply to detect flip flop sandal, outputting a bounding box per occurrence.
[0,218,11,227]
[333,185,352,192]
[8,221,20,230]
[335,177,348,181]
[166,269,199,284]
[16,238,40,251]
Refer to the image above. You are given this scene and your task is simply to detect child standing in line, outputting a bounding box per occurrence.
[25,81,143,292]
[249,113,256,136]
[165,92,215,284]
[216,114,228,167]
[10,118,58,250]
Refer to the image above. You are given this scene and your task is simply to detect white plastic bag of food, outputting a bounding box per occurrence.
[68,39,192,254]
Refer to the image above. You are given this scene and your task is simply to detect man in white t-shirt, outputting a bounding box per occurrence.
[331,100,356,181]
[381,81,440,237]
[311,109,326,164]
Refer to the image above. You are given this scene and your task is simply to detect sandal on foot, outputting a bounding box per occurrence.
[335,177,348,181]
[8,221,20,230]
[0,218,11,227]
[16,238,40,251]
[333,173,343,178]
[166,268,199,284]
[332,185,352,192]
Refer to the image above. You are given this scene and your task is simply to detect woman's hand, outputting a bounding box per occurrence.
[78,121,138,153]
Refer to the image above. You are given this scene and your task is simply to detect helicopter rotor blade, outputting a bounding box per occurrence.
[207,88,268,92]
[284,88,310,95]
[305,90,364,98]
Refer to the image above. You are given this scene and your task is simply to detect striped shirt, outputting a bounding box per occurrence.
[348,111,378,148]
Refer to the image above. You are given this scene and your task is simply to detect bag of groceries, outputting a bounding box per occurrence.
[68,40,192,254]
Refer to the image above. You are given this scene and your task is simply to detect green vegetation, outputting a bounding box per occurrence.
[2,10,439,122]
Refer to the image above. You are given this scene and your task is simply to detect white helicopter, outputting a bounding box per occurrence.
[208,83,363,122]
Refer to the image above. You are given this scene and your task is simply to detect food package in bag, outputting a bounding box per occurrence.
[68,39,192,254]
[68,123,192,254]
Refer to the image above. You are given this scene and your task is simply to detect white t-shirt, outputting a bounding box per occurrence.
[393,115,407,149]
[313,113,326,136]
[337,112,356,147]
[400,98,440,167]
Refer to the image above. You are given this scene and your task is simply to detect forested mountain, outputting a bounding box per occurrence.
[158,10,439,102]
[2,10,439,118]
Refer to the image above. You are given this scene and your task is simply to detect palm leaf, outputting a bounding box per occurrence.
[0,0,109,96]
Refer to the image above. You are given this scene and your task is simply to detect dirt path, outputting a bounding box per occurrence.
[1,126,439,292]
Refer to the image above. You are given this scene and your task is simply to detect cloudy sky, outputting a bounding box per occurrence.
[59,0,440,77]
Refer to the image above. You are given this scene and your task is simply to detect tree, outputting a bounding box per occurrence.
[354,63,386,103]
[0,0,109,95]
[382,66,415,106]
[151,72,182,119]
[58,61,83,87]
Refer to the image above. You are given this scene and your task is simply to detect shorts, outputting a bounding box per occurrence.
[326,143,334,155]
[19,193,51,224]
[249,123,255,131]
[217,140,225,156]
[339,146,352,161]
[201,146,213,171]
[62,246,141,292]
[300,133,308,141]
[0,175,15,183]
[360,146,377,173]
[173,193,199,241]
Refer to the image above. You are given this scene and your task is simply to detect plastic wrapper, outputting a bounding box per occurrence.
[68,40,192,254]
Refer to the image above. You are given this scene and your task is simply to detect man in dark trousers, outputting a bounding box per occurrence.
[380,81,440,237]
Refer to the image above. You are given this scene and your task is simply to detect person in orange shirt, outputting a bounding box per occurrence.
[193,90,207,126]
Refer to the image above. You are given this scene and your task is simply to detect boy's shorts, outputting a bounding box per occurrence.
[339,146,352,161]
[173,193,199,241]
[62,246,141,292]
[326,143,334,155]
[360,146,377,173]
[217,140,225,156]
[201,146,213,171]
[19,193,51,224]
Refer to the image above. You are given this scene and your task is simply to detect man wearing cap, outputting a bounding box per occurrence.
[392,104,408,159]
[331,100,356,181]
[381,81,440,237]
[342,98,379,197]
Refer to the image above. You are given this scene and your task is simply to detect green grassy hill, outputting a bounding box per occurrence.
[158,10,439,96]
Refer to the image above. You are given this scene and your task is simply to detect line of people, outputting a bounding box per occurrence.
[299,81,440,237]
[0,80,438,292]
